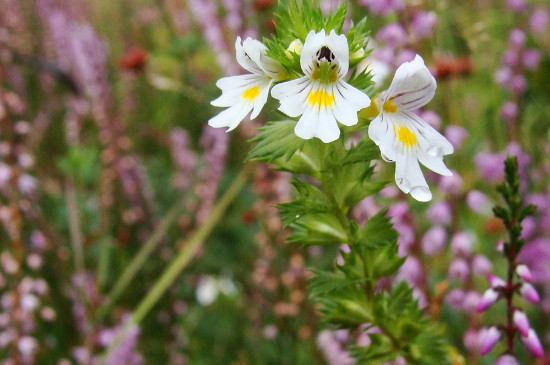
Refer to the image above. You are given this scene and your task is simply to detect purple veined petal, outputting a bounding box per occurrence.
[476,288,499,312]
[515,264,533,282]
[513,310,530,337]
[521,328,544,358]
[479,326,501,355]
[235,36,265,75]
[384,54,437,111]
[519,283,540,303]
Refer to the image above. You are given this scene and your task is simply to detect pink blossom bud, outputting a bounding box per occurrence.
[515,264,532,282]
[448,258,470,281]
[496,240,504,254]
[472,254,493,276]
[451,231,473,256]
[479,326,501,355]
[487,274,506,288]
[513,310,530,337]
[520,283,540,303]
[463,291,481,312]
[508,29,526,49]
[477,288,499,312]
[496,354,520,365]
[521,329,544,358]
[445,288,466,309]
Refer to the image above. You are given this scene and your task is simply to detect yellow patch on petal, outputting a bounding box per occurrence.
[383,98,398,113]
[242,86,260,101]
[307,89,335,108]
[394,124,417,147]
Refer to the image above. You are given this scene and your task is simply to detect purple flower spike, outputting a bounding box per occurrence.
[520,283,540,303]
[513,310,530,337]
[479,326,501,355]
[521,329,544,358]
[495,354,520,365]
[472,255,493,276]
[515,264,532,282]
[477,288,499,312]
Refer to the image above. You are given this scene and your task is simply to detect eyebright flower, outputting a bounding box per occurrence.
[209,37,286,131]
[368,55,454,201]
[271,29,371,143]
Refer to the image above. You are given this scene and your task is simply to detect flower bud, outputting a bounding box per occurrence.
[479,326,501,355]
[513,310,530,337]
[495,354,520,365]
[487,274,506,288]
[521,329,544,358]
[515,264,532,282]
[477,288,499,312]
[519,283,540,303]
[472,255,492,276]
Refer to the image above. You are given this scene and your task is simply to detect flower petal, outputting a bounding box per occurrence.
[385,54,436,110]
[250,79,272,119]
[300,30,327,75]
[235,37,264,75]
[395,152,432,201]
[333,81,371,126]
[368,113,398,162]
[326,30,350,76]
[271,76,312,117]
[208,101,252,131]
[212,74,267,107]
[295,106,340,143]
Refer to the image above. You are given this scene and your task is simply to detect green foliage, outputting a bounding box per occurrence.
[493,155,537,253]
[248,97,450,365]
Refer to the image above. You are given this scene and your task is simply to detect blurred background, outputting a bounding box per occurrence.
[0,0,549,364]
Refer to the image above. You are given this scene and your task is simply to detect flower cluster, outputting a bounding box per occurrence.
[209,27,454,201]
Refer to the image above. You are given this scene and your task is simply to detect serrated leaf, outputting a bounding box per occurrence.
[247,120,306,162]
[287,213,347,245]
[308,270,352,298]
[357,210,399,248]
[278,180,331,226]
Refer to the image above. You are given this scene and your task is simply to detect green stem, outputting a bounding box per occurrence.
[96,198,186,320]
[98,166,251,364]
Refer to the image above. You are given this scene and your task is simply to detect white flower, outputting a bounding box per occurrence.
[368,55,453,202]
[209,37,286,131]
[271,29,371,143]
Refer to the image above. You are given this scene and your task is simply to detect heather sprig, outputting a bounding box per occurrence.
[476,155,542,362]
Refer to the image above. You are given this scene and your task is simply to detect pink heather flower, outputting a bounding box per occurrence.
[500,101,518,123]
[508,29,526,49]
[421,226,447,255]
[522,49,541,70]
[506,0,527,11]
[496,240,505,254]
[466,190,490,214]
[495,67,513,85]
[477,288,499,312]
[463,329,478,352]
[513,310,530,337]
[515,264,532,282]
[502,49,519,67]
[426,201,451,225]
[410,11,438,39]
[418,110,441,129]
[479,326,501,355]
[495,354,520,365]
[359,0,405,16]
[448,258,470,281]
[438,171,463,194]
[472,254,493,276]
[521,329,544,358]
[376,23,408,47]
[445,288,466,309]
[521,217,536,239]
[487,274,506,288]
[519,282,540,303]
[510,75,527,95]
[396,257,423,286]
[475,151,505,181]
[451,231,473,256]
[530,8,550,33]
[395,48,416,66]
[462,291,481,312]
[444,125,468,149]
